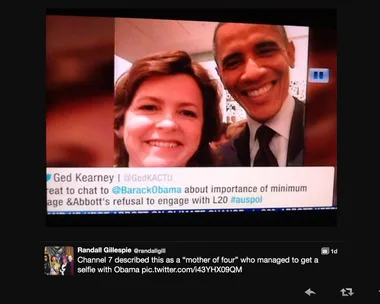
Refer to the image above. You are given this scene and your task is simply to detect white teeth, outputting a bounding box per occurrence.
[148,141,179,148]
[246,83,273,97]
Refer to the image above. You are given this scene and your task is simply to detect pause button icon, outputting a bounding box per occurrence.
[309,68,330,83]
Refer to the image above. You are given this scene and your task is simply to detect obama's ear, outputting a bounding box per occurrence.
[287,41,296,68]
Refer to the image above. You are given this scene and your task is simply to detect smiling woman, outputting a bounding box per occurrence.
[114,50,223,167]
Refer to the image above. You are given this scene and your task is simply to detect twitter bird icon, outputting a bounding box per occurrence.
[46,174,52,182]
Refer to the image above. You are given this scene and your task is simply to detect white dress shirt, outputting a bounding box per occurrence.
[247,94,295,167]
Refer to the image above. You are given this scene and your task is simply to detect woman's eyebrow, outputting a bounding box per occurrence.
[135,96,200,109]
[134,96,163,103]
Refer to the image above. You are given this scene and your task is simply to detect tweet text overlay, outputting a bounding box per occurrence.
[70,242,342,276]
[46,167,335,214]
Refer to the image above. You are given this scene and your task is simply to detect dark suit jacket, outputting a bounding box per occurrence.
[217,97,305,167]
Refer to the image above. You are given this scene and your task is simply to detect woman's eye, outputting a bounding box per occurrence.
[181,110,197,117]
[139,104,157,111]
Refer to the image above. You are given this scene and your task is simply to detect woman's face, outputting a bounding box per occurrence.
[120,74,204,167]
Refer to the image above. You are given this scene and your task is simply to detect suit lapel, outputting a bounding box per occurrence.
[287,98,305,166]
[233,124,251,166]
[228,97,304,167]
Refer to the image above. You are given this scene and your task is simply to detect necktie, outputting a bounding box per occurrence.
[253,125,279,166]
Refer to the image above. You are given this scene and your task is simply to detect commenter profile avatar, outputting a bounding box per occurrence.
[44,246,74,276]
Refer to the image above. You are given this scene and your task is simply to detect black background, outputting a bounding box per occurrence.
[30,2,377,301]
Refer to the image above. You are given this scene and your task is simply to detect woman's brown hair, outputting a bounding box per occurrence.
[114,50,222,167]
